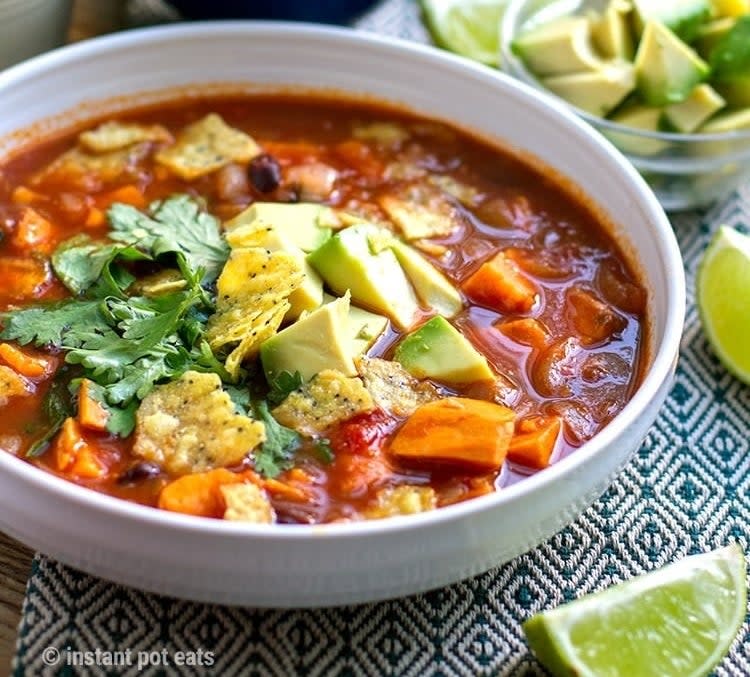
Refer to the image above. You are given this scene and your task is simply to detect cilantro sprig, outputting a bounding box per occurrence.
[0,194,231,444]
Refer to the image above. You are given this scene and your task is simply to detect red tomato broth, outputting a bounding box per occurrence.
[0,94,648,523]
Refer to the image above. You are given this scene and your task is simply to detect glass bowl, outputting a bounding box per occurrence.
[500,0,750,211]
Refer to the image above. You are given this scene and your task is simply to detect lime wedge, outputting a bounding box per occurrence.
[523,544,747,677]
[697,225,750,384]
[420,0,506,66]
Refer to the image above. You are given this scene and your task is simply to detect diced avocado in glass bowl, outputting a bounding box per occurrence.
[501,0,750,210]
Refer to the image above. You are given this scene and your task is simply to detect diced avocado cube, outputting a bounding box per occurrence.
[542,62,635,116]
[694,18,735,59]
[307,224,420,330]
[348,304,389,356]
[394,316,494,384]
[634,21,710,105]
[389,240,463,318]
[512,17,605,77]
[606,103,669,155]
[591,0,635,60]
[710,16,750,104]
[226,223,323,321]
[715,75,750,106]
[224,202,333,252]
[632,0,711,41]
[260,295,355,383]
[700,108,750,132]
[662,84,726,132]
[711,0,750,18]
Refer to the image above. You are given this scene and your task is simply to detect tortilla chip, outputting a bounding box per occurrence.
[363,485,437,519]
[221,483,275,523]
[33,144,150,189]
[79,121,173,153]
[357,357,440,417]
[0,365,30,406]
[206,247,304,378]
[378,183,459,240]
[155,113,262,180]
[133,371,265,474]
[272,369,375,436]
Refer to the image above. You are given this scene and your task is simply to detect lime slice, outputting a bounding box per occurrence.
[697,225,750,384]
[420,0,506,66]
[523,544,747,677]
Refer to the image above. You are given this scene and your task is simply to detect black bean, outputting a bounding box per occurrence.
[248,153,281,193]
[117,462,162,485]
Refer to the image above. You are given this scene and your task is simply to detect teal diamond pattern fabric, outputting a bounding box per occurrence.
[11,2,750,675]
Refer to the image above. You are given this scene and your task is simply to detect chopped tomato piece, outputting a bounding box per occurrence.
[77,379,110,432]
[54,418,106,479]
[329,409,395,457]
[463,252,538,314]
[508,416,562,469]
[335,140,384,178]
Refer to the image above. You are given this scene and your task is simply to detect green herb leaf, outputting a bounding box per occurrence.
[252,399,301,478]
[225,385,251,414]
[0,300,105,347]
[105,401,139,437]
[108,195,229,284]
[27,375,75,457]
[267,370,304,405]
[313,438,334,464]
[711,16,750,78]
[51,234,150,297]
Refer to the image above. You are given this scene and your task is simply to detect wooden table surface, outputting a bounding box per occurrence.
[0,2,132,672]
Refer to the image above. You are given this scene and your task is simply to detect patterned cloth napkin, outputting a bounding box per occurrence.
[12,1,750,674]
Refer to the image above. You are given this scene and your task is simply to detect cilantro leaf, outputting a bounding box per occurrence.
[313,438,335,465]
[0,300,105,347]
[252,400,301,478]
[225,385,251,414]
[51,235,150,297]
[27,375,75,457]
[108,195,229,284]
[267,370,304,405]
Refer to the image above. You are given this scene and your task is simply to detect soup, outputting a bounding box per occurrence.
[0,95,647,524]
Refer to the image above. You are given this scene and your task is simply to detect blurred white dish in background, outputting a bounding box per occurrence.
[0,0,72,69]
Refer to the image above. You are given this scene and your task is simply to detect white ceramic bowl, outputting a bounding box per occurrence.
[0,23,684,607]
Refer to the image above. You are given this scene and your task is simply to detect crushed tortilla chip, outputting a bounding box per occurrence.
[155,113,261,180]
[128,269,187,297]
[353,122,410,146]
[132,371,265,475]
[221,483,275,523]
[206,247,304,378]
[0,365,30,406]
[79,121,173,153]
[33,144,150,189]
[378,183,459,240]
[357,357,440,418]
[428,175,481,207]
[363,485,437,519]
[272,370,375,436]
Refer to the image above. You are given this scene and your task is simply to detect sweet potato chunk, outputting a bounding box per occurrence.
[77,379,110,432]
[508,416,562,470]
[390,397,515,472]
[567,286,626,344]
[158,468,250,517]
[463,252,538,314]
[11,208,53,253]
[0,343,51,378]
[53,417,105,479]
[496,318,549,351]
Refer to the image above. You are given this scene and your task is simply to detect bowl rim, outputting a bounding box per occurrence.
[500,0,750,144]
[0,20,685,541]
